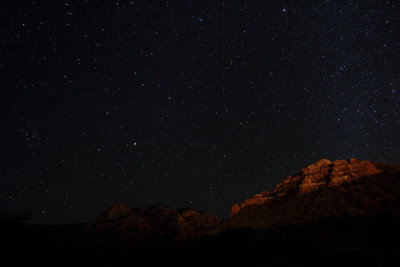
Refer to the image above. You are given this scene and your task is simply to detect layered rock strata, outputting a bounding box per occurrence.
[231,158,383,216]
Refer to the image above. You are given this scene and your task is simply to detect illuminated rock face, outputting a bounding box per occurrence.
[230,158,384,216]
[329,159,381,187]
[230,203,241,217]
[299,158,332,194]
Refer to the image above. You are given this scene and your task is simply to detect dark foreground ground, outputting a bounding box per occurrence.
[2,216,400,267]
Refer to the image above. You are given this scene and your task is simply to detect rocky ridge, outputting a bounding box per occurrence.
[87,203,218,243]
[83,158,399,244]
[230,158,395,216]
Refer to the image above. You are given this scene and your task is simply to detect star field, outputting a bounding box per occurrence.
[1,1,400,223]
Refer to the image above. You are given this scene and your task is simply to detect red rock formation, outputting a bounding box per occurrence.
[88,203,218,244]
[239,191,275,208]
[299,158,332,194]
[133,204,190,239]
[230,203,240,217]
[94,202,135,224]
[91,203,155,242]
[231,158,385,216]
[178,208,219,236]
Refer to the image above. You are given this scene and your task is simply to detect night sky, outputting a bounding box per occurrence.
[1,0,400,224]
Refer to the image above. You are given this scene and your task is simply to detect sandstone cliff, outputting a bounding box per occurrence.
[231,158,394,216]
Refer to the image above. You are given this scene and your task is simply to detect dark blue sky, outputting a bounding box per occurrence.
[1,0,400,223]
